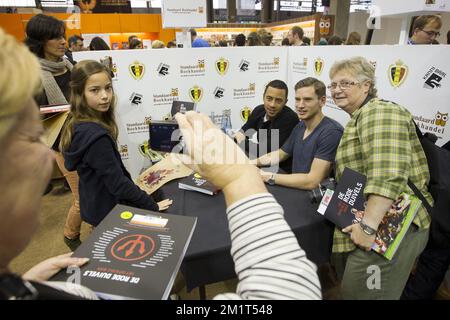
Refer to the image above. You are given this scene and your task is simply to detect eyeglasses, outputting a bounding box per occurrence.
[327,81,359,91]
[420,29,440,37]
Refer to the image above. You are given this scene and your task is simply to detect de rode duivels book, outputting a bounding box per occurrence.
[318,167,421,260]
[52,204,196,299]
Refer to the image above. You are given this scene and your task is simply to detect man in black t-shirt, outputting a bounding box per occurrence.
[233,80,298,172]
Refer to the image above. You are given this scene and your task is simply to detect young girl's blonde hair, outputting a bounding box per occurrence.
[60,60,118,151]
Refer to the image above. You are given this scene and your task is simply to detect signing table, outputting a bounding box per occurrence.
[159,179,334,297]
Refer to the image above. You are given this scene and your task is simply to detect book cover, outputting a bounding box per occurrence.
[318,167,421,260]
[51,204,197,300]
[170,100,195,117]
[178,173,220,196]
[41,110,69,148]
[137,155,192,195]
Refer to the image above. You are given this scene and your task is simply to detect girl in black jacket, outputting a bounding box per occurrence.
[60,60,172,226]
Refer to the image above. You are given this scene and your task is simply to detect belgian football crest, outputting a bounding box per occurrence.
[215,58,229,75]
[314,57,324,76]
[388,60,408,88]
[129,61,145,80]
[240,106,251,122]
[189,86,203,103]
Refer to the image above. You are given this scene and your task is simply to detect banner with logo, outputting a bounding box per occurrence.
[288,45,449,149]
[161,0,207,29]
[73,47,287,178]
[74,45,449,179]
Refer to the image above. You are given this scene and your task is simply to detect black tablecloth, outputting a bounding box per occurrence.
[160,180,334,292]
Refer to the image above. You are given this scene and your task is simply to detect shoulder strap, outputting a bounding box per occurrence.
[407,179,433,215]
[408,121,433,215]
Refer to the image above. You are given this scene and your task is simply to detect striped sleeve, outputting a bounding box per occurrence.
[213,193,322,300]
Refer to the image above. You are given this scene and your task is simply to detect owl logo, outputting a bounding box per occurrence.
[119,145,128,158]
[171,88,179,97]
[78,0,97,14]
[435,112,448,126]
[273,57,280,65]
[319,16,332,36]
[197,60,205,70]
[249,83,256,92]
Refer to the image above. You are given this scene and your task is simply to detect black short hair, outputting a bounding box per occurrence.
[128,35,138,43]
[89,37,110,51]
[68,35,83,47]
[327,35,343,45]
[263,80,288,100]
[24,14,66,58]
[129,38,142,49]
[235,33,246,46]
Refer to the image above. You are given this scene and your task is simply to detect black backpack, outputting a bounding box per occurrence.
[408,123,450,248]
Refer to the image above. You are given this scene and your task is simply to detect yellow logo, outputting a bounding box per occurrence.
[198,59,205,69]
[249,83,256,92]
[198,6,204,13]
[144,116,152,125]
[273,57,280,65]
[388,60,408,88]
[314,57,324,76]
[303,57,308,67]
[194,173,203,179]
[435,112,448,126]
[129,61,145,80]
[189,85,203,103]
[240,107,252,122]
[171,88,179,96]
[215,57,229,75]
[138,140,150,157]
[120,211,133,220]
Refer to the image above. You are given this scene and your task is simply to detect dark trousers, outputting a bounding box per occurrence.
[401,234,450,300]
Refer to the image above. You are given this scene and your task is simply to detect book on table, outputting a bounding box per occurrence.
[317,167,421,260]
[51,204,197,300]
[178,172,220,196]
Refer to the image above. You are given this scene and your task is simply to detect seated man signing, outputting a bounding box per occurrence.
[254,77,344,190]
[233,79,299,172]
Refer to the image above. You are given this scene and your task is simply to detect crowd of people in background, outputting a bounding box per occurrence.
[62,14,448,54]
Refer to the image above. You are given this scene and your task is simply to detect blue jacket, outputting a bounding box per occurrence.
[64,122,158,226]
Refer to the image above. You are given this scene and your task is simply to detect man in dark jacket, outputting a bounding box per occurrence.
[65,35,84,65]
[233,79,299,173]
